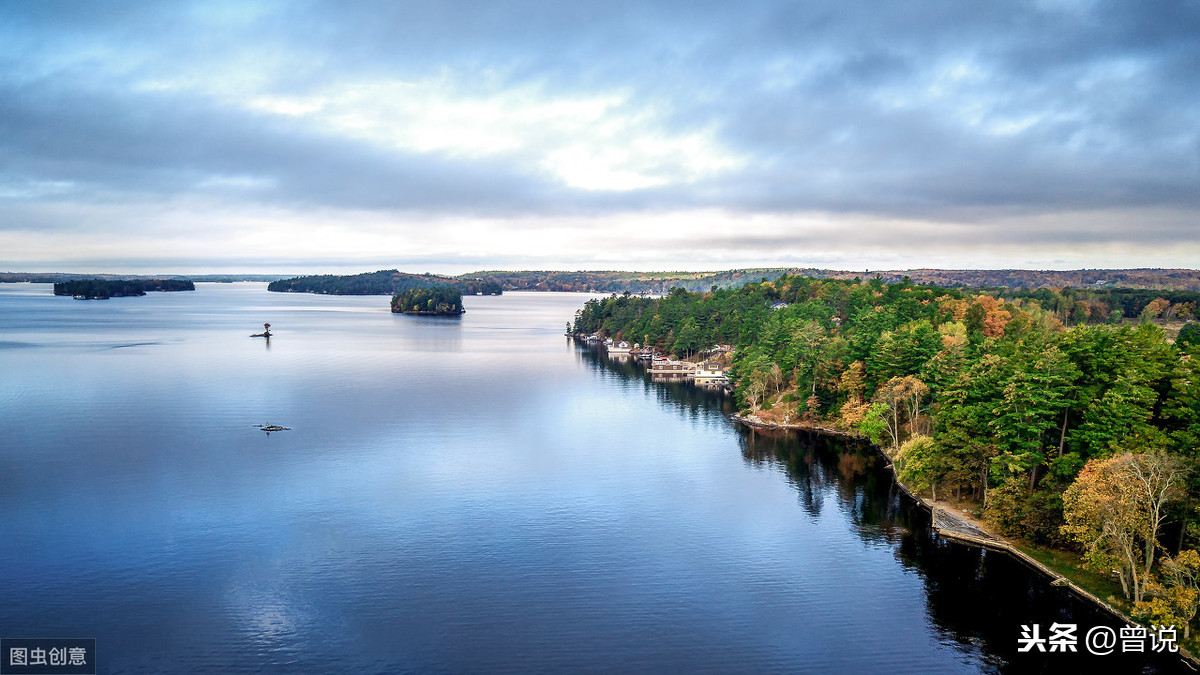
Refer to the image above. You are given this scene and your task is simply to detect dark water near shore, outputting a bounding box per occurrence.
[0,283,1187,673]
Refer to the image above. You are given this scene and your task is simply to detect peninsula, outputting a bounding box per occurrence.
[573,273,1200,652]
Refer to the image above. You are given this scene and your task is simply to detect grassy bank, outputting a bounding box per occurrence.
[1016,541,1200,657]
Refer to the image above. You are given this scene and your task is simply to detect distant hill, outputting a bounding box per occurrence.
[2,273,282,283]
[855,268,1200,291]
[458,270,742,293]
[267,269,502,296]
[463,268,1200,293]
[460,268,865,293]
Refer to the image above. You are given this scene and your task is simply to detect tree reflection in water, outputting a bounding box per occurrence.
[577,340,1192,674]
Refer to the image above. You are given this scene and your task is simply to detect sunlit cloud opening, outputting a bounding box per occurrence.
[222,77,747,192]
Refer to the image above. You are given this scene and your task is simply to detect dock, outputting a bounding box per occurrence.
[575,335,732,389]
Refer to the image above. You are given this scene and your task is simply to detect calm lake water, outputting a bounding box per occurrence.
[0,283,1188,673]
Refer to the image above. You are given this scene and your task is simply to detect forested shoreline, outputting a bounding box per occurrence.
[573,274,1200,635]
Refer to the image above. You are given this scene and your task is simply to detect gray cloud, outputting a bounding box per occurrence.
[1,0,1198,268]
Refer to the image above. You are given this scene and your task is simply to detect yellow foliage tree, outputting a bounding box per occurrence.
[837,361,869,428]
[1062,452,1185,603]
[1136,550,1200,638]
[872,376,930,452]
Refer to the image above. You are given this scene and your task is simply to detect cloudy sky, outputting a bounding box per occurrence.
[1,1,1198,273]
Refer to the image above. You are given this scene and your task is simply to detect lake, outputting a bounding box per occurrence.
[0,283,1187,673]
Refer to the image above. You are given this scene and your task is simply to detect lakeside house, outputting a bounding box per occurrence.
[692,361,729,384]
[578,336,730,389]
[648,358,697,375]
[608,340,632,354]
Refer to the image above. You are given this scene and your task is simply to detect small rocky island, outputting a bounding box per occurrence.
[53,279,196,299]
[391,285,465,315]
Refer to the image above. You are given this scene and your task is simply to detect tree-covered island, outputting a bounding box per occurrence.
[53,279,196,299]
[573,274,1200,641]
[391,285,465,315]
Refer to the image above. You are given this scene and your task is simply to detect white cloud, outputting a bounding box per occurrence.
[5,196,1198,274]
[181,74,747,192]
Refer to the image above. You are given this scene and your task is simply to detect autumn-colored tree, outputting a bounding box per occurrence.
[1063,455,1147,600]
[965,295,1012,338]
[1136,549,1200,638]
[837,361,869,427]
[1141,298,1172,323]
[937,295,969,322]
[1162,550,1200,638]
[872,376,930,452]
[1062,452,1186,602]
[1126,451,1189,578]
[1072,300,1091,326]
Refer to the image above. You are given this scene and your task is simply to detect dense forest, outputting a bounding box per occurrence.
[53,279,195,298]
[573,275,1200,633]
[268,270,501,296]
[390,285,465,315]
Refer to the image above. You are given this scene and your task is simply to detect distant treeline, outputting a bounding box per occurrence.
[995,286,1200,322]
[5,273,277,283]
[465,268,1200,293]
[878,268,1200,291]
[53,279,195,299]
[463,269,782,293]
[267,270,501,296]
[390,286,465,315]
